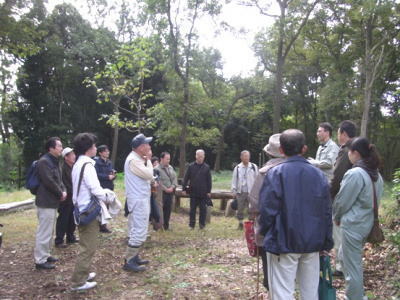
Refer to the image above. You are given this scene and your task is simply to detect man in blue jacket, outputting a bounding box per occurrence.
[259,129,333,300]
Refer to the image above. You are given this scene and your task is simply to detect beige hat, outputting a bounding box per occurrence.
[263,134,284,158]
[62,147,73,158]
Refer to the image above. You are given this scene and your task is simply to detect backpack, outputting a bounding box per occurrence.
[25,160,40,195]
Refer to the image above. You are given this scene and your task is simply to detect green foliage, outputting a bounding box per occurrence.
[86,36,164,133]
[0,136,22,190]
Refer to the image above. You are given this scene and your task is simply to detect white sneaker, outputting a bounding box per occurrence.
[87,272,96,281]
[71,281,97,291]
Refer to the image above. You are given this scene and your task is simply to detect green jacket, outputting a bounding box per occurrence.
[155,164,178,192]
[333,167,383,237]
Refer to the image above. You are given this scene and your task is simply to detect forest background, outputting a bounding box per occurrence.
[0,0,399,189]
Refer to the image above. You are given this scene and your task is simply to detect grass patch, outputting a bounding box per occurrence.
[0,189,32,204]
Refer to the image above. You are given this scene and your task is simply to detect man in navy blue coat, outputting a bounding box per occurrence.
[259,129,333,300]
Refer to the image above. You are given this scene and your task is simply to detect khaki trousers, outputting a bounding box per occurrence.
[71,219,99,287]
[34,207,57,264]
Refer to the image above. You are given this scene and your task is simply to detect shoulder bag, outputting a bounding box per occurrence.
[73,162,101,226]
[366,178,384,244]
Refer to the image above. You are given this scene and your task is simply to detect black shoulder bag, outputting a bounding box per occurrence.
[73,162,101,226]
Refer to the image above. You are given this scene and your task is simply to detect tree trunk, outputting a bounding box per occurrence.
[214,130,224,172]
[111,102,120,166]
[360,20,373,138]
[178,84,189,178]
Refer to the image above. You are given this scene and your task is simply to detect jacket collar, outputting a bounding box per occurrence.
[285,155,310,164]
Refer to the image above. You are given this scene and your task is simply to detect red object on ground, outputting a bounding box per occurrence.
[244,220,257,257]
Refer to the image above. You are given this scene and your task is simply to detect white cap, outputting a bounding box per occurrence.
[62,147,73,158]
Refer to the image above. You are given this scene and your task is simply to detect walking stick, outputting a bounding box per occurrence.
[256,246,260,299]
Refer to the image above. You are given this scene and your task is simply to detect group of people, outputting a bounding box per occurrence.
[31,120,383,298]
[238,121,383,300]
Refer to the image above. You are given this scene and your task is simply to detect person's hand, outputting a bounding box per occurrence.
[166,187,174,193]
[108,174,116,180]
[335,220,340,226]
[207,193,211,198]
[61,192,67,202]
[320,250,333,257]
[182,190,187,196]
[153,181,159,188]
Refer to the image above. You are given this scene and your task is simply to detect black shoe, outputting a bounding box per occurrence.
[55,243,68,248]
[66,239,79,244]
[199,225,205,230]
[47,256,59,263]
[36,262,55,270]
[333,270,344,277]
[123,258,146,272]
[134,255,149,265]
[99,225,112,233]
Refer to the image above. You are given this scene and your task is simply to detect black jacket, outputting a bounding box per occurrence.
[35,153,65,209]
[182,162,212,198]
[61,163,73,205]
[330,141,353,200]
[94,157,115,190]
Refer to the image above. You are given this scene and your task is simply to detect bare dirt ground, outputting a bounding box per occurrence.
[0,207,399,299]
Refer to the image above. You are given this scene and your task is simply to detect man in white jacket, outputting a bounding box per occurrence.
[231,150,258,230]
[123,133,154,272]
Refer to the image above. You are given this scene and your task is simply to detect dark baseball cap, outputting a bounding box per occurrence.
[131,133,153,149]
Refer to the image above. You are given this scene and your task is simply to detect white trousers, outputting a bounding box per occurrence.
[127,197,150,247]
[267,252,319,300]
[34,207,57,264]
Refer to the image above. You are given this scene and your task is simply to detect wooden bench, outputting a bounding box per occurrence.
[174,187,234,212]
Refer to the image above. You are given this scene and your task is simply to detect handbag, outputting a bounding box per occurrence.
[206,196,213,207]
[366,179,384,244]
[318,256,336,300]
[73,162,101,226]
[244,220,257,257]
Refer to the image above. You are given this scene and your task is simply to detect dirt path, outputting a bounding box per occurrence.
[0,208,399,299]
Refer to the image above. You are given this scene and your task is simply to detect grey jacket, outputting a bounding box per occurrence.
[35,153,65,209]
[334,167,384,237]
[156,164,178,191]
[310,138,339,180]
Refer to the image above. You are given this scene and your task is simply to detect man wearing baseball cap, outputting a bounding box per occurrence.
[123,133,154,272]
[55,147,78,248]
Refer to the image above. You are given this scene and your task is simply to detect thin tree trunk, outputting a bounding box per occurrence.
[111,102,120,166]
[214,130,224,172]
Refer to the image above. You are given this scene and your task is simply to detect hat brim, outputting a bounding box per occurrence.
[144,137,153,144]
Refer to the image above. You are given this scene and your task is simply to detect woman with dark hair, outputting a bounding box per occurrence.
[333,137,384,300]
[70,133,107,291]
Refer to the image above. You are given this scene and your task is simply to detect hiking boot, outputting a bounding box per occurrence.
[71,281,97,291]
[36,262,55,270]
[134,255,149,265]
[99,224,112,233]
[123,258,146,272]
[47,256,59,263]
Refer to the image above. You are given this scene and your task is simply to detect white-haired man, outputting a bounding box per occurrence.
[231,150,258,230]
[183,149,212,229]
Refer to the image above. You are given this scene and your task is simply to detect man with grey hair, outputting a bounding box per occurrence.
[231,150,258,229]
[183,149,212,229]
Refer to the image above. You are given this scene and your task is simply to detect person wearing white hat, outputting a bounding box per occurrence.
[55,147,78,248]
[249,133,285,291]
